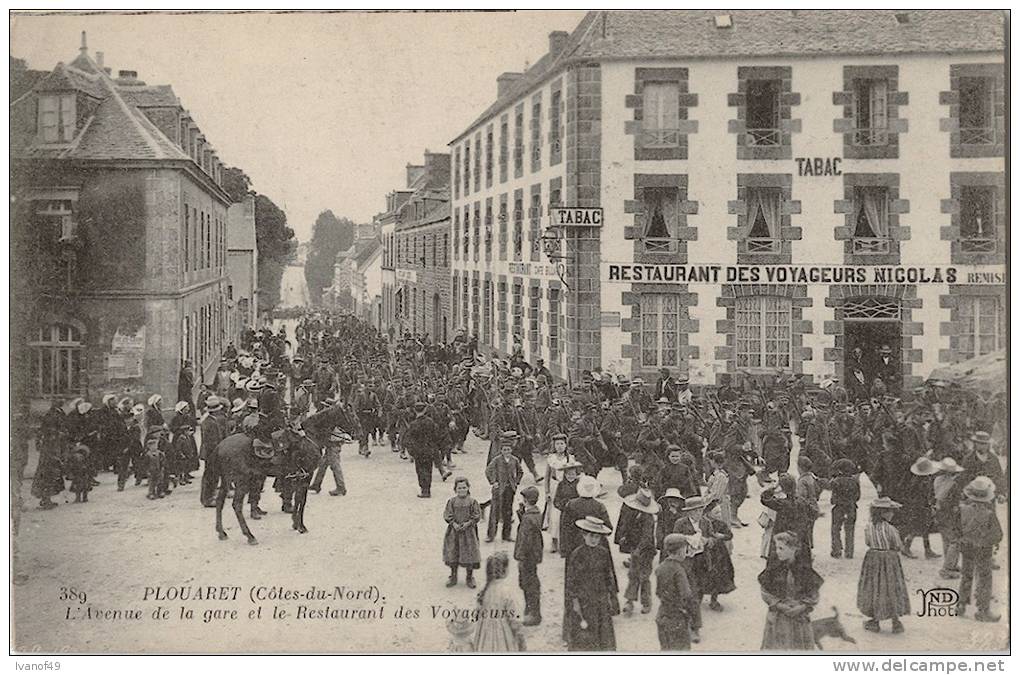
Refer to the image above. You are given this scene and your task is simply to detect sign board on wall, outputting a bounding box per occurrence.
[549,207,603,227]
[107,327,145,379]
[603,263,1006,286]
[396,269,418,284]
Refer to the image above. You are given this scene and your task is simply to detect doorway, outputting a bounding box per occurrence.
[843,296,903,397]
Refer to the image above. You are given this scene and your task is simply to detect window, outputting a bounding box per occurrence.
[485,127,494,187]
[959,185,998,253]
[484,202,493,259]
[745,79,780,146]
[852,79,888,146]
[452,276,459,328]
[642,187,678,253]
[531,101,542,170]
[498,199,508,260]
[512,282,523,344]
[463,207,471,256]
[548,288,560,361]
[735,295,792,369]
[38,94,75,143]
[529,191,542,260]
[34,199,76,242]
[463,141,471,193]
[550,90,562,160]
[513,195,524,259]
[957,295,1004,358]
[641,82,681,147]
[482,280,492,345]
[959,77,994,144]
[183,206,191,272]
[529,286,541,356]
[745,187,782,253]
[454,148,461,200]
[465,274,472,334]
[514,108,524,177]
[474,133,482,192]
[851,186,890,254]
[641,294,684,368]
[29,323,83,396]
[499,117,509,182]
[473,204,481,261]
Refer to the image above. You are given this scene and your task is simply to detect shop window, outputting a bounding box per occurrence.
[745,79,781,147]
[745,187,782,254]
[851,186,890,255]
[735,295,791,369]
[957,295,1004,358]
[959,77,995,145]
[642,187,678,253]
[641,82,681,148]
[30,323,83,396]
[641,294,683,368]
[959,185,999,253]
[852,79,888,146]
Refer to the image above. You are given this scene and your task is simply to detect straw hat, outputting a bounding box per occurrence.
[205,397,224,412]
[576,475,601,498]
[970,431,992,446]
[76,401,93,414]
[575,516,612,535]
[173,401,189,413]
[623,488,660,514]
[662,487,684,500]
[681,495,709,512]
[910,456,941,476]
[102,393,117,406]
[231,398,246,414]
[963,476,996,503]
[870,496,902,510]
[147,394,162,407]
[938,457,964,473]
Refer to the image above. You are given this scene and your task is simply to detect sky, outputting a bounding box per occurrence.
[10,10,588,242]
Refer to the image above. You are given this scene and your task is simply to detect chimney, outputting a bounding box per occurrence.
[548,31,569,57]
[118,70,137,79]
[406,163,425,188]
[497,72,524,98]
[95,51,104,67]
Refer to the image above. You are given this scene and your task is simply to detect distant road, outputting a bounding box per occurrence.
[280,264,310,308]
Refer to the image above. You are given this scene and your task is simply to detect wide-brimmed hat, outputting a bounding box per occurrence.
[329,429,352,444]
[101,393,117,405]
[231,398,246,414]
[963,476,996,502]
[681,495,708,511]
[662,487,684,500]
[910,456,941,476]
[550,432,568,442]
[76,401,93,414]
[656,397,670,405]
[499,430,519,445]
[623,489,660,514]
[575,516,612,535]
[561,460,583,472]
[938,457,964,473]
[879,345,893,355]
[301,379,315,387]
[206,397,224,412]
[245,380,263,392]
[147,394,162,407]
[871,496,902,510]
[174,401,189,413]
[576,475,601,498]
[970,431,992,446]
[246,398,259,409]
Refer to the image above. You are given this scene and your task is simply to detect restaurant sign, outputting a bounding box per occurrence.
[604,263,1006,286]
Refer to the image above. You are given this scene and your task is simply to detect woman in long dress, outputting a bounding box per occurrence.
[544,433,573,552]
[473,552,526,652]
[759,530,823,650]
[564,516,619,651]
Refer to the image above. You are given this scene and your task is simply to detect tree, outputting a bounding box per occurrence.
[304,210,355,305]
[221,166,296,312]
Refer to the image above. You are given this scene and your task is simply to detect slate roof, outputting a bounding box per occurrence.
[453,10,1004,143]
[354,237,382,266]
[11,50,199,164]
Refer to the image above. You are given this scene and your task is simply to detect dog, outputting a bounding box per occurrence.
[812,606,857,650]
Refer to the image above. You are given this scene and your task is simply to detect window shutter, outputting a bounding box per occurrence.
[61,94,75,141]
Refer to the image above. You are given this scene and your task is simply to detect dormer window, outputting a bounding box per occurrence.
[38,94,76,143]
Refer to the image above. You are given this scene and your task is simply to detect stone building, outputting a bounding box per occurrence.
[10,36,234,408]
[448,10,1005,388]
[382,152,452,341]
[227,194,258,340]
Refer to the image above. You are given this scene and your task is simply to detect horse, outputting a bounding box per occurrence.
[271,425,322,534]
[211,431,286,545]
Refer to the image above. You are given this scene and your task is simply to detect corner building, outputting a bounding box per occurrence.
[449,10,1005,388]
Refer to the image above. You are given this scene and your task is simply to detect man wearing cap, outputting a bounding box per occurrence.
[352,383,381,458]
[654,533,697,650]
[403,401,447,498]
[485,431,523,542]
[654,368,678,403]
[200,396,228,507]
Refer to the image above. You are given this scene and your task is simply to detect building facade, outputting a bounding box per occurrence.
[11,37,234,409]
[227,194,258,342]
[448,10,1005,389]
[353,238,383,328]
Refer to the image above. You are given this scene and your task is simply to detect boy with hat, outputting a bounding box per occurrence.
[485,431,523,542]
[620,488,660,616]
[514,485,544,625]
[564,516,618,651]
[934,457,965,579]
[956,476,1002,622]
[654,533,696,650]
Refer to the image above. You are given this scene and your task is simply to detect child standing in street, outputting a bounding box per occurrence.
[620,488,659,616]
[857,497,911,634]
[443,477,482,588]
[934,457,965,580]
[956,476,1002,622]
[829,458,860,559]
[513,485,544,625]
[654,533,697,651]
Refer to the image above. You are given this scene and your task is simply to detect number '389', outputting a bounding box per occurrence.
[59,587,87,604]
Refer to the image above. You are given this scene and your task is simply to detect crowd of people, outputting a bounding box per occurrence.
[16,310,1007,651]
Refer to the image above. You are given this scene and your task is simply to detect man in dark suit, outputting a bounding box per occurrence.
[874,344,899,395]
[485,431,523,542]
[403,401,448,498]
[654,368,678,402]
[514,486,544,625]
